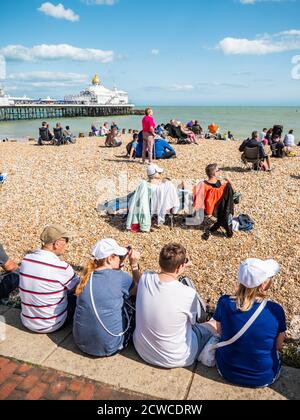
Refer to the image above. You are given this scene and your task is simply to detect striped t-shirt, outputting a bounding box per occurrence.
[19,250,79,333]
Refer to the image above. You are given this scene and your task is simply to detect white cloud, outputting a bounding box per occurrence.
[218,29,300,55]
[38,2,79,22]
[0,44,114,63]
[168,84,194,92]
[151,49,160,55]
[81,0,118,5]
[7,72,88,82]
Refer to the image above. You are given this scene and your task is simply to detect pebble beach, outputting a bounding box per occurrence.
[0,136,300,333]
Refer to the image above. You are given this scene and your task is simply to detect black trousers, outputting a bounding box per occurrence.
[0,271,20,300]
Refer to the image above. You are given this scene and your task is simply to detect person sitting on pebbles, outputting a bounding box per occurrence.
[19,225,80,333]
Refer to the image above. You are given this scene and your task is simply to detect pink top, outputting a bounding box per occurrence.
[142,115,156,133]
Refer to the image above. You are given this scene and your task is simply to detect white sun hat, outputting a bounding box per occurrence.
[147,164,164,177]
[92,239,128,260]
[238,259,280,289]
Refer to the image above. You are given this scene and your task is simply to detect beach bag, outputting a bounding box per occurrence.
[238,214,255,232]
[199,300,268,367]
[179,277,207,323]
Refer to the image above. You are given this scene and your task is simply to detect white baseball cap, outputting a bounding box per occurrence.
[147,164,164,177]
[92,239,128,260]
[238,259,280,289]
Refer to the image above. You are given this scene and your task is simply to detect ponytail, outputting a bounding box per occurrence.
[234,284,266,312]
[75,259,106,297]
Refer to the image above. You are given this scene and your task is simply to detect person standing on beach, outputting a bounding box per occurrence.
[142,108,156,164]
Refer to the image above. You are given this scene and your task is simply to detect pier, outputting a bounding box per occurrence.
[0,104,142,122]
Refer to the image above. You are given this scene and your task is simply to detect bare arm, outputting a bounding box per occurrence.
[276,332,286,351]
[128,249,141,297]
[2,259,18,273]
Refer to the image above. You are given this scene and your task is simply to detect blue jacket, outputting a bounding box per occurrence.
[136,132,176,159]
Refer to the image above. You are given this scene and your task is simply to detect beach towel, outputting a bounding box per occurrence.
[151,180,180,225]
[193,181,227,216]
[126,181,154,232]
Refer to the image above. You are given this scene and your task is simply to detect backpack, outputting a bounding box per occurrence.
[238,214,255,232]
[179,277,207,323]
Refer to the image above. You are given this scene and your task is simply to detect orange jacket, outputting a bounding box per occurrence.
[193,181,227,216]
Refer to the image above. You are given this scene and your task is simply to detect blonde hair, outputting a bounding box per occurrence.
[233,285,266,312]
[75,259,106,297]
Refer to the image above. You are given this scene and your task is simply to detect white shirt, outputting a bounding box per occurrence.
[259,132,267,142]
[133,272,199,368]
[284,134,295,147]
[19,250,79,333]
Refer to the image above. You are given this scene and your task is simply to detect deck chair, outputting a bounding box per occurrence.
[241,146,264,171]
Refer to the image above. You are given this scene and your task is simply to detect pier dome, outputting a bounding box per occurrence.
[64,75,129,106]
[92,75,101,86]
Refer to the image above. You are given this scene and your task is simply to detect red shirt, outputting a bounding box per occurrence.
[142,116,156,133]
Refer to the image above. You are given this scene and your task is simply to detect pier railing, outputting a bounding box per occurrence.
[0,104,143,121]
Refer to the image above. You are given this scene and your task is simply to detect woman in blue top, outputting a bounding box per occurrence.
[73,239,141,357]
[212,258,286,388]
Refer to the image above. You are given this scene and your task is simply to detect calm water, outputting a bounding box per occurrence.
[0,106,299,141]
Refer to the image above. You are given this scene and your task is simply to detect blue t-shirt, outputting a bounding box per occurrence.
[213,295,286,388]
[73,270,133,357]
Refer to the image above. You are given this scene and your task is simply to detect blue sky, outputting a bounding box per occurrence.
[0,0,300,105]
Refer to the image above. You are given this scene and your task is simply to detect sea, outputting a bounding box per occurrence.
[0,106,299,141]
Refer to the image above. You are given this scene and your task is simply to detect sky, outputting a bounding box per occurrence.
[0,0,300,105]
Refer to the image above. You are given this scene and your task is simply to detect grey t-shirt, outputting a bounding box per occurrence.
[0,244,9,267]
[73,269,134,357]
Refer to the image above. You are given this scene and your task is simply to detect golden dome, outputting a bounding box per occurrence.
[92,74,101,85]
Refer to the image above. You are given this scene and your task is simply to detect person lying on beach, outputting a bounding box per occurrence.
[208,258,286,388]
[0,243,19,301]
[19,225,80,334]
[239,131,272,171]
[133,243,215,369]
[73,239,141,357]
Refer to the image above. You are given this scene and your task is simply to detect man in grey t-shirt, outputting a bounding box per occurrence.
[0,243,19,300]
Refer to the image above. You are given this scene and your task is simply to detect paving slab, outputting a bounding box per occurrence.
[44,334,194,400]
[187,364,300,400]
[0,308,72,365]
[0,305,10,315]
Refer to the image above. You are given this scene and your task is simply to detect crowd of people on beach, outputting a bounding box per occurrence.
[1,107,298,393]
[0,228,286,389]
[38,121,76,146]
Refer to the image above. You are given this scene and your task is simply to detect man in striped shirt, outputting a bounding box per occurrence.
[19,225,80,333]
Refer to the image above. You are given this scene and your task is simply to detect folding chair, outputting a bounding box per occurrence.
[241,146,264,171]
